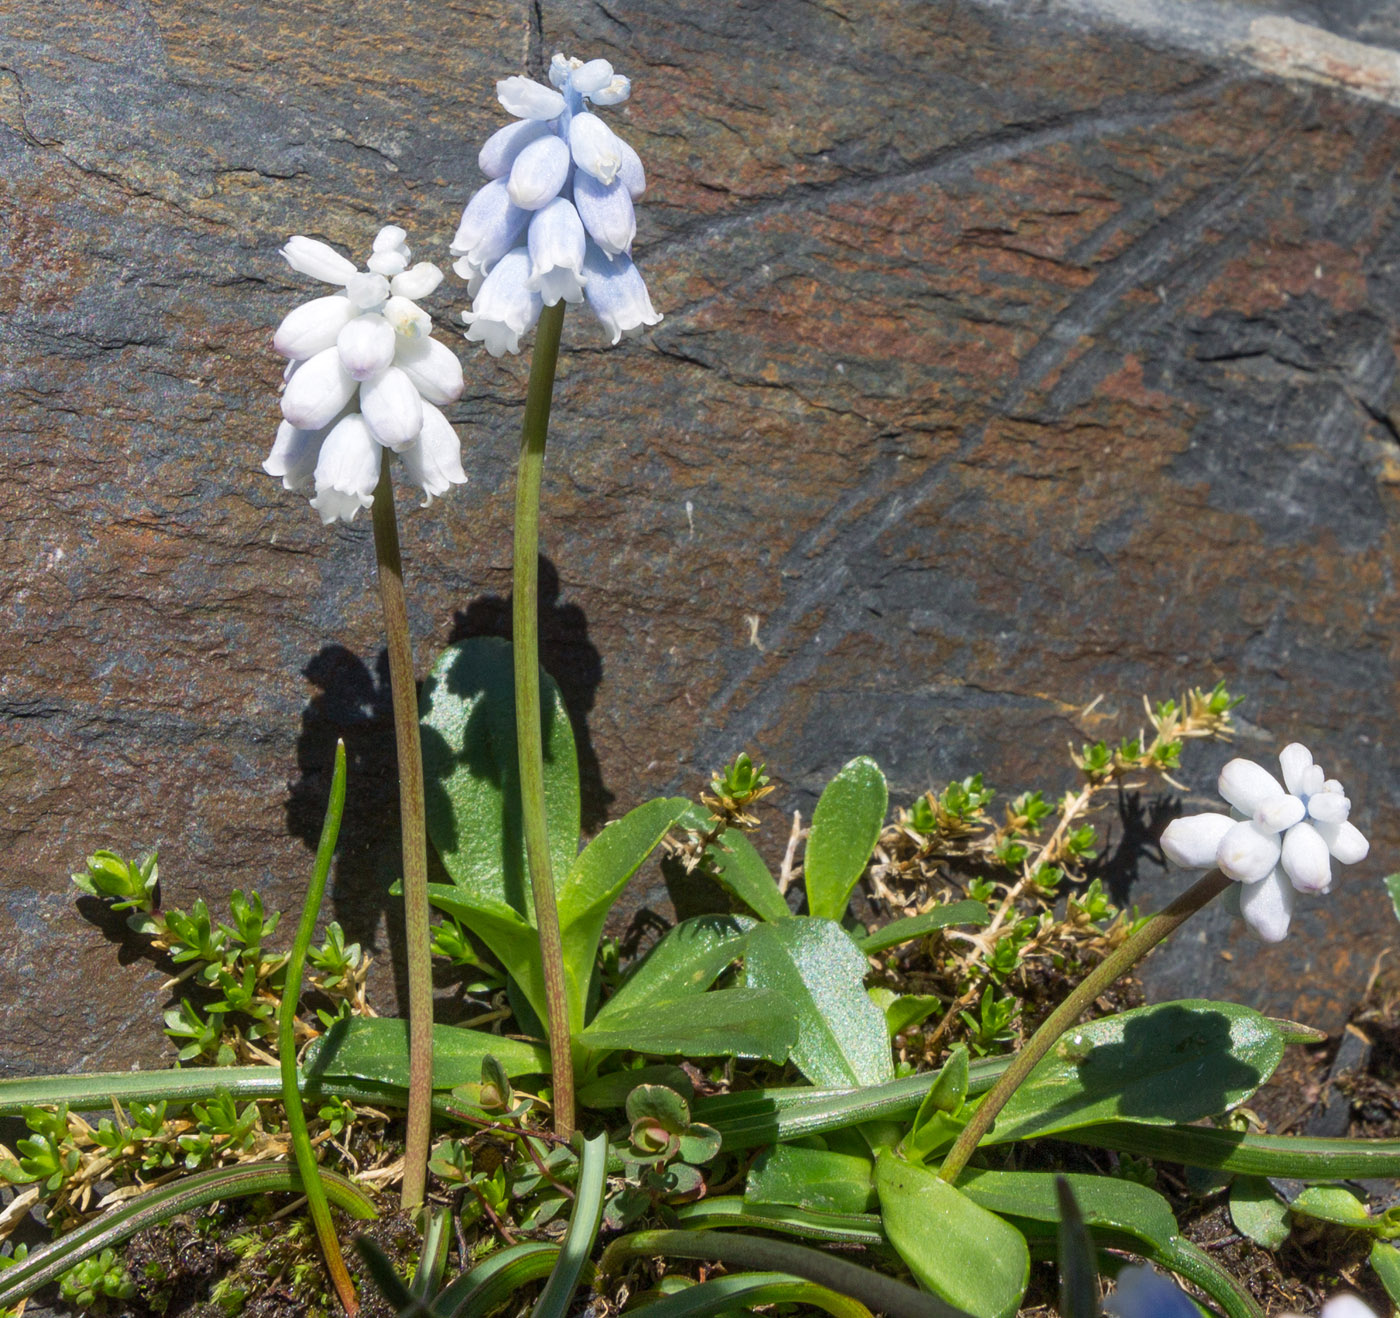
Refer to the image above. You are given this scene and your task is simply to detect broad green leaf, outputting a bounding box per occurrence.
[805,757,888,921]
[578,988,797,1064]
[1371,1240,1400,1307]
[593,914,754,1024]
[559,796,692,1027]
[746,1143,877,1215]
[1291,1186,1374,1230]
[876,1151,1028,1318]
[955,1168,1179,1246]
[745,917,893,1088]
[987,1000,1284,1144]
[1229,1176,1291,1249]
[859,901,991,955]
[304,1016,549,1089]
[699,819,790,922]
[419,636,580,920]
[423,883,551,1028]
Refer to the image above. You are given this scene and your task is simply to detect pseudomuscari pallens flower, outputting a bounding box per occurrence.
[264,226,468,523]
[451,53,661,355]
[1159,742,1368,942]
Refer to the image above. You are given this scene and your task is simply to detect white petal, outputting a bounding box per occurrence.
[574,171,636,256]
[527,198,588,305]
[1238,868,1294,942]
[336,314,396,381]
[359,366,424,451]
[570,58,615,95]
[1218,758,1286,816]
[1216,819,1281,884]
[280,347,357,431]
[1320,1297,1380,1318]
[281,235,357,284]
[588,74,631,106]
[346,272,391,311]
[569,111,623,185]
[382,295,431,340]
[1306,790,1350,824]
[397,401,467,503]
[273,295,356,361]
[367,249,407,277]
[373,224,408,253]
[549,53,576,89]
[1303,764,1326,795]
[311,413,381,524]
[1278,743,1313,795]
[451,179,532,270]
[581,245,661,345]
[1280,821,1331,893]
[617,136,646,200]
[497,75,565,120]
[263,419,328,493]
[461,248,541,356]
[393,334,464,405]
[390,262,445,301]
[479,118,552,179]
[1315,818,1369,864]
[1254,794,1305,832]
[507,133,571,210]
[1159,812,1234,869]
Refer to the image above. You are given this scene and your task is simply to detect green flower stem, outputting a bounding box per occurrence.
[370,454,434,1209]
[938,867,1232,1183]
[280,738,357,1315]
[513,300,575,1139]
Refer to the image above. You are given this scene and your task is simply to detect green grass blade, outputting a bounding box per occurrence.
[858,902,991,955]
[0,1162,375,1310]
[436,1242,563,1318]
[626,1271,874,1318]
[531,1132,607,1318]
[281,739,355,1312]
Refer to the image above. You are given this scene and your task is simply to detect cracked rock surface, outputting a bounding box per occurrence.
[3,0,1400,1076]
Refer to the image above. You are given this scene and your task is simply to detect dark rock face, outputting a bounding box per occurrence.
[3,0,1400,1077]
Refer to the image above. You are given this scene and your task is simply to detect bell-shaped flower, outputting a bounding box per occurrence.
[1159,741,1368,941]
[264,225,468,522]
[451,52,661,350]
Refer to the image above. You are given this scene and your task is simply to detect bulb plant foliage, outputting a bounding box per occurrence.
[5,45,1397,1318]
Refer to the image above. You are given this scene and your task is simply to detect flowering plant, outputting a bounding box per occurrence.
[263,225,467,522]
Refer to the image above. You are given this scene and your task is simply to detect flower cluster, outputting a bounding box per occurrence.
[264,226,467,523]
[451,53,662,355]
[1160,743,1368,941]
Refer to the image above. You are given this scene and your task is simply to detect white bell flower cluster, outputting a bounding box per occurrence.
[451,53,662,355]
[1160,742,1368,942]
[264,226,468,524]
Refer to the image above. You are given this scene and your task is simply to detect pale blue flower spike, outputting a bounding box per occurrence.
[266,228,468,522]
[453,52,660,352]
[1159,739,1368,941]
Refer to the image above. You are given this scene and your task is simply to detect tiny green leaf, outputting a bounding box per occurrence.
[806,757,889,921]
[1292,1185,1374,1230]
[1371,1239,1400,1306]
[858,902,991,955]
[1229,1176,1291,1250]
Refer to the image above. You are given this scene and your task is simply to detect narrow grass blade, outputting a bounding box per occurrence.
[626,1271,874,1318]
[531,1132,607,1318]
[435,1241,563,1318]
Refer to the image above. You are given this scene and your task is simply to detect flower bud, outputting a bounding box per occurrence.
[273,295,356,361]
[336,314,396,381]
[1217,758,1286,816]
[1216,819,1281,884]
[1159,812,1233,869]
[360,366,424,450]
[281,347,357,431]
[281,236,358,284]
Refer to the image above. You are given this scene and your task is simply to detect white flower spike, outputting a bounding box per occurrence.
[1160,742,1368,942]
[264,226,468,523]
[451,52,662,353]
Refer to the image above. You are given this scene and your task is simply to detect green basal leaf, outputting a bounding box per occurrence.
[698,819,791,923]
[419,636,580,921]
[578,988,797,1064]
[858,902,991,955]
[1291,1186,1376,1231]
[746,1142,877,1215]
[1229,1176,1291,1250]
[987,1000,1284,1143]
[304,1016,549,1090]
[592,914,753,1025]
[904,1046,970,1163]
[876,1150,1029,1318]
[745,917,893,1088]
[955,1168,1179,1247]
[619,1271,874,1318]
[560,796,692,1029]
[675,1196,886,1247]
[433,1240,564,1318]
[1371,1240,1400,1307]
[805,757,888,922]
